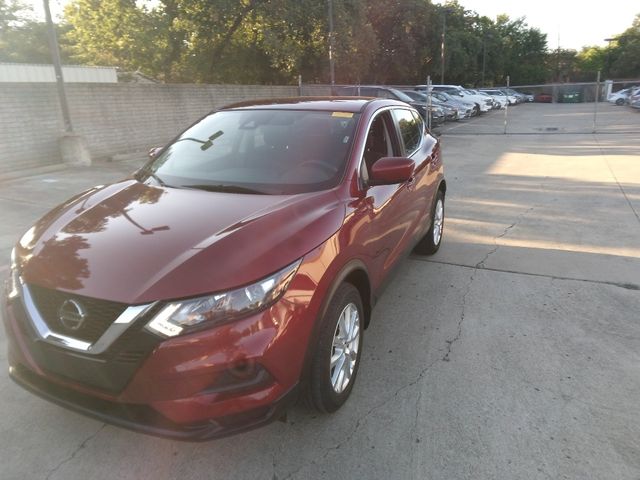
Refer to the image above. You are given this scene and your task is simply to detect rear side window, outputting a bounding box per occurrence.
[392,109,422,156]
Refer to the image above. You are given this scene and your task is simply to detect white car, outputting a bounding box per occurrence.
[428,85,493,114]
[479,89,509,109]
[608,87,636,106]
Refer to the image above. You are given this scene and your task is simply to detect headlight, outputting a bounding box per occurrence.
[7,248,21,300]
[146,259,302,338]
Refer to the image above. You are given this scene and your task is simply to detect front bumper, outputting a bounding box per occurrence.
[9,363,298,441]
[2,243,333,440]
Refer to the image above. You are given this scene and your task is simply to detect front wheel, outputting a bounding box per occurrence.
[615,98,625,106]
[307,283,363,413]
[415,190,444,255]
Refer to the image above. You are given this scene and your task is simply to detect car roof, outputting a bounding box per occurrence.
[222,97,374,113]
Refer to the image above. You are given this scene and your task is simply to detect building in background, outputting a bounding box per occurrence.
[0,63,117,83]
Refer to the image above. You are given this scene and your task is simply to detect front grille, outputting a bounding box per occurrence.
[28,284,128,343]
[13,298,161,393]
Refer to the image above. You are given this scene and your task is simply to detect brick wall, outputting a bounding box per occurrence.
[0,83,299,173]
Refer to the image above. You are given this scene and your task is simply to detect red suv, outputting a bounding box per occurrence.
[3,98,445,440]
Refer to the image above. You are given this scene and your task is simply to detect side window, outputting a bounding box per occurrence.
[411,110,425,135]
[362,112,394,178]
[392,109,422,156]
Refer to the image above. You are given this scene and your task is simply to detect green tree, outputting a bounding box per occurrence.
[64,0,152,71]
[0,0,73,64]
[609,14,640,78]
[575,46,607,80]
[57,0,555,86]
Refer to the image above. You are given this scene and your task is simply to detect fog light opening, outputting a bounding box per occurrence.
[229,359,256,380]
[201,361,272,396]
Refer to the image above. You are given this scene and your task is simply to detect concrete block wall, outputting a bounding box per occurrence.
[0,83,299,173]
[0,83,64,172]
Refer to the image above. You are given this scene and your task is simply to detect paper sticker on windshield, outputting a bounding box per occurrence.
[332,112,353,118]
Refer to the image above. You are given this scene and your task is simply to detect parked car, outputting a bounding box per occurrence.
[534,92,553,103]
[467,89,501,109]
[629,88,640,110]
[516,91,535,102]
[402,90,459,121]
[417,85,493,114]
[478,89,509,109]
[333,85,429,120]
[501,88,527,104]
[428,104,446,125]
[608,87,637,106]
[497,88,522,105]
[3,98,446,441]
[431,91,475,117]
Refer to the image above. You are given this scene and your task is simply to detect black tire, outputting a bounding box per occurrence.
[615,98,625,106]
[307,283,364,413]
[415,190,445,255]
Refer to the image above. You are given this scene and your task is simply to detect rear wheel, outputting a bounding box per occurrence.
[307,283,363,413]
[415,190,444,255]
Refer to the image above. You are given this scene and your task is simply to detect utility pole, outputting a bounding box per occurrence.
[440,12,446,84]
[43,0,72,133]
[593,70,601,133]
[44,0,90,165]
[328,0,335,85]
[481,35,487,87]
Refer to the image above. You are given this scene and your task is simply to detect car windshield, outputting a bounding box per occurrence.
[405,91,427,102]
[441,92,462,102]
[389,88,416,103]
[140,109,359,195]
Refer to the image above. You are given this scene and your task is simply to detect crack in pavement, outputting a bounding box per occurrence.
[281,351,444,480]
[411,258,640,292]
[272,451,278,480]
[475,205,536,270]
[282,271,478,479]
[442,268,475,363]
[282,202,545,478]
[44,424,106,480]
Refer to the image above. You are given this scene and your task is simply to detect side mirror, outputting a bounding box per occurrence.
[369,157,415,186]
[148,146,163,159]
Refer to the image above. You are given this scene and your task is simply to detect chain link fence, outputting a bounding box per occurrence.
[299,78,640,136]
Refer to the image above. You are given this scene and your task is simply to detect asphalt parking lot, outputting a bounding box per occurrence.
[1,103,639,480]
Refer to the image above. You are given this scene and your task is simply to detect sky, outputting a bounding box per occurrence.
[433,0,638,51]
[30,0,639,51]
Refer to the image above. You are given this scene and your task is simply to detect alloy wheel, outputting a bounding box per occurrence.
[433,198,444,246]
[330,302,360,394]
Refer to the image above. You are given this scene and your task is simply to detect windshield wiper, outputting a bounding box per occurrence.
[148,172,168,187]
[136,167,169,187]
[183,184,266,195]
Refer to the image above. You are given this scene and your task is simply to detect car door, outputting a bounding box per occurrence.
[350,108,429,290]
[391,108,440,245]
[390,108,439,242]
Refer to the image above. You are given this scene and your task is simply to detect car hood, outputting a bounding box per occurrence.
[18,180,345,304]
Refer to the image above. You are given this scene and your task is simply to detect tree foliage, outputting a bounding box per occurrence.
[0,0,73,63]
[2,0,638,86]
